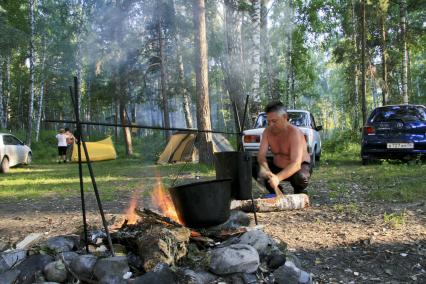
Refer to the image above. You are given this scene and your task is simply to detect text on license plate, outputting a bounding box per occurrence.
[387,143,414,149]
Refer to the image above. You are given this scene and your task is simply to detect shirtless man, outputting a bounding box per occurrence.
[255,101,312,195]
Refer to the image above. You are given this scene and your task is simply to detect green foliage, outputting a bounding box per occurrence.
[322,129,361,153]
[383,211,406,228]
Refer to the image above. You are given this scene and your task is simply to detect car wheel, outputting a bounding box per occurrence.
[315,150,321,162]
[1,157,10,173]
[362,157,369,165]
[26,152,32,165]
[310,151,316,168]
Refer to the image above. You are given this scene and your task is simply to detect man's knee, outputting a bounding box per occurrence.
[292,171,310,189]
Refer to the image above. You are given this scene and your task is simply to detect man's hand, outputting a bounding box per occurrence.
[266,173,284,197]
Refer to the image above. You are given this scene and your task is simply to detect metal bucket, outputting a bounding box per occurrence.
[168,179,232,228]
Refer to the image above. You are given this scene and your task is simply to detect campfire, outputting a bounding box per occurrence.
[0,176,313,284]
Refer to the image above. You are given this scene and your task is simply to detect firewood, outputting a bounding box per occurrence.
[230,194,310,212]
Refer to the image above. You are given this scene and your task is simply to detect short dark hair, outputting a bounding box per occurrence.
[65,127,70,132]
[265,101,287,115]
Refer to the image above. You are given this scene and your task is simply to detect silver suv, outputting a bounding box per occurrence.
[242,110,322,167]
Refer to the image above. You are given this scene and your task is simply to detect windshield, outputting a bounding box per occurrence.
[370,106,426,123]
[254,112,309,128]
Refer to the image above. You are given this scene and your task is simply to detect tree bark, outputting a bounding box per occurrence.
[250,0,261,111]
[360,0,367,125]
[158,20,171,140]
[351,0,360,130]
[27,0,36,146]
[400,0,408,104]
[0,57,4,129]
[193,0,213,165]
[35,37,47,142]
[380,8,389,105]
[5,55,11,128]
[120,97,133,156]
[260,0,274,100]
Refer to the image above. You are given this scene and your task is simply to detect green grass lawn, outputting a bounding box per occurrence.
[1,148,424,203]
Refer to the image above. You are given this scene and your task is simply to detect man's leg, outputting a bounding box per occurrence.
[286,162,311,194]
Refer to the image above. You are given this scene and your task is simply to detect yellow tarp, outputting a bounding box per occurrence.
[71,136,117,162]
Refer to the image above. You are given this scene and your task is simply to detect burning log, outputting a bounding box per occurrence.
[230,194,310,212]
[111,208,191,272]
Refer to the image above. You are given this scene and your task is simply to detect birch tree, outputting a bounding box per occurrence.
[26,0,36,146]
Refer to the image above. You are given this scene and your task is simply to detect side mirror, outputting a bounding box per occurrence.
[316,125,323,131]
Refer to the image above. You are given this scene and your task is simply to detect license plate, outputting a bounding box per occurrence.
[387,143,414,149]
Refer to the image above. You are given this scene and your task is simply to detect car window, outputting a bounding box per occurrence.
[254,114,268,128]
[310,114,317,129]
[288,112,309,127]
[3,135,21,146]
[370,106,426,122]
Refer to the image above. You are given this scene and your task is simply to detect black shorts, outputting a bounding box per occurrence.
[58,146,67,155]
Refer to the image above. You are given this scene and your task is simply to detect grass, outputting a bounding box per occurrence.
[1,129,424,204]
[383,211,406,228]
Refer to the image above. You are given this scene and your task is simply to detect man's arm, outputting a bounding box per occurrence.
[257,130,271,178]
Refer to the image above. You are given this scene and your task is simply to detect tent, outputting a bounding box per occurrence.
[71,136,117,162]
[157,132,234,164]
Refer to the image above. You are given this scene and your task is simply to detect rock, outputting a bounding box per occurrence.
[70,254,97,279]
[0,269,21,284]
[207,210,250,231]
[226,273,259,284]
[0,240,9,252]
[14,254,54,284]
[238,230,275,258]
[267,249,286,269]
[128,264,176,284]
[209,244,260,275]
[285,253,302,269]
[56,251,79,266]
[44,235,79,253]
[43,260,68,283]
[93,256,129,280]
[99,274,127,284]
[0,249,27,273]
[273,260,312,284]
[177,268,218,284]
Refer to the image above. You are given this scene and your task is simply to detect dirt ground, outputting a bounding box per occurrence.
[0,178,425,283]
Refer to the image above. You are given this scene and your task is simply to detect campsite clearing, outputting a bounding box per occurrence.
[0,157,425,283]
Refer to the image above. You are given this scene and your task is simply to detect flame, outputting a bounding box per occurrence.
[124,191,141,225]
[151,175,181,224]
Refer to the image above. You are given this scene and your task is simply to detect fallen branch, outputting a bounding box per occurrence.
[230,194,310,212]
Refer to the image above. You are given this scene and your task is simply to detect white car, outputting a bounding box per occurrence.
[0,133,32,173]
[242,110,322,167]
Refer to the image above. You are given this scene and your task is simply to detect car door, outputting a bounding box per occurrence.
[310,114,321,153]
[3,135,19,166]
[10,135,26,163]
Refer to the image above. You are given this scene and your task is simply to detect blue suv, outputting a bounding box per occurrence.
[361,104,426,165]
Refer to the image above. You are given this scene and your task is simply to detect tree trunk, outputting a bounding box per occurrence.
[400,0,408,104]
[286,0,294,108]
[0,57,4,129]
[260,0,274,100]
[193,0,213,166]
[360,0,367,125]
[27,0,36,146]
[351,0,359,130]
[224,0,246,131]
[250,0,261,112]
[5,55,11,128]
[120,98,133,156]
[35,38,47,142]
[175,32,193,129]
[380,10,389,105]
[158,20,171,140]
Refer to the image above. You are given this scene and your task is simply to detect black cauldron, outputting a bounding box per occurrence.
[168,179,232,228]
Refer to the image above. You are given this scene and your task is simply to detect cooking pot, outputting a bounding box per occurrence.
[168,179,232,228]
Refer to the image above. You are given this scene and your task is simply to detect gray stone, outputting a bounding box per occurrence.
[0,269,21,284]
[177,268,218,284]
[0,241,9,252]
[0,249,27,273]
[207,210,250,231]
[44,235,79,253]
[43,260,68,283]
[56,251,79,266]
[128,264,175,284]
[267,250,286,269]
[14,254,54,284]
[70,254,97,279]
[93,256,129,280]
[209,244,260,275]
[273,260,312,284]
[238,230,275,258]
[226,273,258,284]
[99,274,127,284]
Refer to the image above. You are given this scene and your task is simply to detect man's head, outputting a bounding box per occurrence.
[265,101,288,133]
